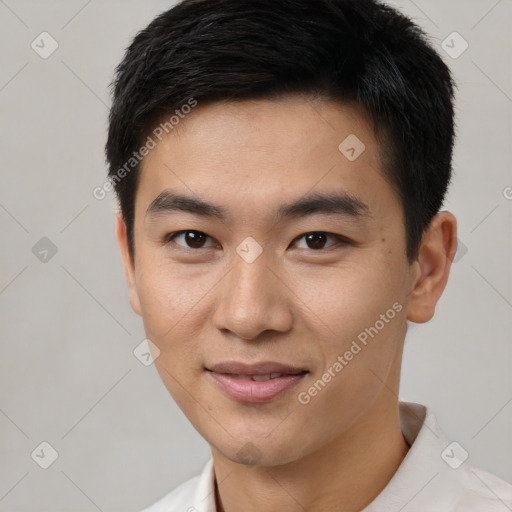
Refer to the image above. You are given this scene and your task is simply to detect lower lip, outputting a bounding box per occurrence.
[208,372,306,403]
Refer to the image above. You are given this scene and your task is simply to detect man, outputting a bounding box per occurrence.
[105,0,512,510]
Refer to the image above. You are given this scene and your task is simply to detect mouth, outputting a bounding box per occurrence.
[205,361,309,403]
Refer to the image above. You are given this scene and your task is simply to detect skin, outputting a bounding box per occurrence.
[116,96,457,512]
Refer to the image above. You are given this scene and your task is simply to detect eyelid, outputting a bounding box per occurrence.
[164,230,351,250]
[291,232,351,250]
[165,230,218,249]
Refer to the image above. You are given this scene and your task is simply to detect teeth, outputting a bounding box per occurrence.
[252,374,270,381]
[251,373,282,381]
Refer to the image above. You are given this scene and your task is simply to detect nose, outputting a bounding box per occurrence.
[212,249,294,341]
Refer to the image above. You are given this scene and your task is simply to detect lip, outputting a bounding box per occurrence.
[206,361,308,403]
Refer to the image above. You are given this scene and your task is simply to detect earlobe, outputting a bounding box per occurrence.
[406,211,457,324]
[115,212,142,316]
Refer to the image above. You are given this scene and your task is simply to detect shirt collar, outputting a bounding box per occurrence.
[362,401,448,511]
[190,402,496,512]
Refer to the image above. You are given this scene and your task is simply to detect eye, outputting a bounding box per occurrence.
[164,230,350,251]
[165,230,217,249]
[293,232,349,250]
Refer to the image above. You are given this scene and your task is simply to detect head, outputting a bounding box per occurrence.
[106,0,457,467]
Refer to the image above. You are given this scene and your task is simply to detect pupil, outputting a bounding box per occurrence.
[186,231,205,248]
[306,233,326,250]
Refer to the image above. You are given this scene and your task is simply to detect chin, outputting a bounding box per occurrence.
[209,427,308,468]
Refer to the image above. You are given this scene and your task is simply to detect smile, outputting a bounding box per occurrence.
[205,361,308,403]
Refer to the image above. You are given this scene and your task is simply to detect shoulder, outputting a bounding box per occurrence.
[452,466,512,511]
[374,403,512,512]
[140,475,201,512]
[139,458,215,512]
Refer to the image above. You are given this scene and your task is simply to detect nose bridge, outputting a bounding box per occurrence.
[213,248,292,339]
[232,252,273,305]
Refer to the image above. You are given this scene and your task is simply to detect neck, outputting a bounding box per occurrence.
[212,396,409,512]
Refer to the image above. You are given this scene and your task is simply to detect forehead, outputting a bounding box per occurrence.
[142,96,377,168]
[136,96,398,225]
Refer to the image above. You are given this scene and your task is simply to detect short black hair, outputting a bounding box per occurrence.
[105,0,455,262]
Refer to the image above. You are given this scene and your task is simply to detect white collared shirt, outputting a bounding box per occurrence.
[141,402,512,512]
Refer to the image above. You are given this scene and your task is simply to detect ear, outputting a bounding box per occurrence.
[115,211,142,316]
[407,211,457,323]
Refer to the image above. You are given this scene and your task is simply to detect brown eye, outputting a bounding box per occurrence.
[294,232,348,250]
[304,233,328,250]
[167,230,215,249]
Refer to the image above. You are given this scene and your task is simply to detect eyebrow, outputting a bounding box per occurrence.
[145,190,371,222]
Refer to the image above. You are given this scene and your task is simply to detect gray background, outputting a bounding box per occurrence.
[0,0,511,510]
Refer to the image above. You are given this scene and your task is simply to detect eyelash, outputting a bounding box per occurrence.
[163,230,351,251]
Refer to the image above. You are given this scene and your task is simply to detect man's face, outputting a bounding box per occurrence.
[122,97,418,466]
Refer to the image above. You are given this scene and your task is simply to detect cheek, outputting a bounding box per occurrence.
[134,256,206,350]
[134,254,232,399]
[298,257,404,334]
[144,272,207,413]
[293,285,406,441]
[294,251,408,389]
